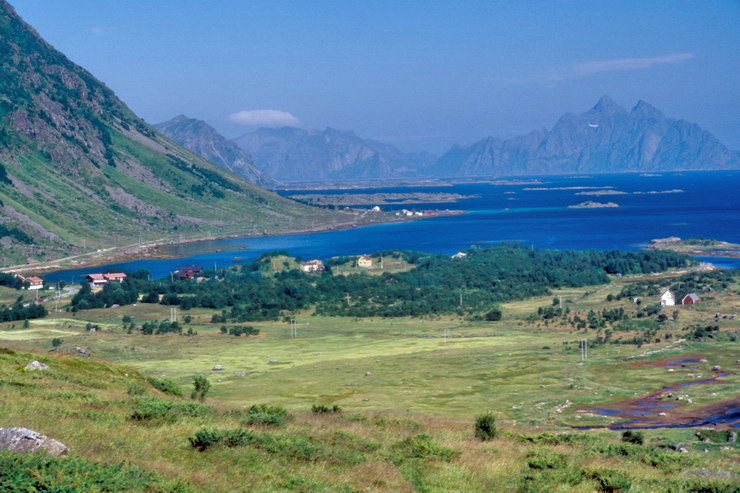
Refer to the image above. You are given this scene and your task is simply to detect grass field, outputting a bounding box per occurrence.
[0,278,737,491]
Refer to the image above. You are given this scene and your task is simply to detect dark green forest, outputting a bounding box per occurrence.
[68,245,691,321]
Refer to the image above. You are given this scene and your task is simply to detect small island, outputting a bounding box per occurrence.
[289,192,478,206]
[644,237,740,258]
[575,190,627,196]
[568,201,619,209]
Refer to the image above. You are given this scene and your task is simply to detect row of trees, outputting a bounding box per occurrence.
[68,245,694,321]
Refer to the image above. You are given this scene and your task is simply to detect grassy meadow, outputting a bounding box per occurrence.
[0,276,737,491]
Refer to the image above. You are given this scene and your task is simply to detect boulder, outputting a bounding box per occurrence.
[712,365,722,371]
[0,427,69,456]
[74,347,92,358]
[212,365,223,371]
[25,361,49,371]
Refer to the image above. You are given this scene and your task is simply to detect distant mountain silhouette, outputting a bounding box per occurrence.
[431,96,739,177]
[155,115,279,188]
[233,127,435,182]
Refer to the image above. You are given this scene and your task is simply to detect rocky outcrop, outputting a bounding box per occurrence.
[0,427,69,456]
[432,96,739,177]
[24,361,49,371]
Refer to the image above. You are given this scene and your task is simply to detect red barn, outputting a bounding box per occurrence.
[681,293,701,305]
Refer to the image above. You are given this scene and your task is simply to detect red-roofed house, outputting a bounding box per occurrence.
[26,276,44,290]
[86,274,107,287]
[103,272,127,282]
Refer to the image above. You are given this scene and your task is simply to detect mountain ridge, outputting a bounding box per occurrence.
[0,0,336,265]
[154,115,279,189]
[430,96,738,177]
[232,126,435,182]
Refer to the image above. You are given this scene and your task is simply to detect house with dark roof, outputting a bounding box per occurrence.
[177,266,203,280]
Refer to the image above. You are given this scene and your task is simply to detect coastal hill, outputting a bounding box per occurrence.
[0,1,337,265]
[233,126,436,182]
[154,115,280,189]
[431,96,739,177]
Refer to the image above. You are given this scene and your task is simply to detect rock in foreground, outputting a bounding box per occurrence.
[0,427,69,456]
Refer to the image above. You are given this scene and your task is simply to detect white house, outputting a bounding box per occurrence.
[452,252,467,259]
[300,259,325,273]
[357,255,373,268]
[26,276,44,290]
[660,288,675,306]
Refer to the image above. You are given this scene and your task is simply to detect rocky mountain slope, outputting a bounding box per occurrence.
[431,96,739,177]
[233,126,435,182]
[0,1,336,265]
[154,115,279,189]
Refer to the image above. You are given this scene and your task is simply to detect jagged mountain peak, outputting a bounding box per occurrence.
[630,100,666,121]
[588,95,628,116]
[431,98,738,177]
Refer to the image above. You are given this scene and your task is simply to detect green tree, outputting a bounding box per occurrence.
[191,375,211,402]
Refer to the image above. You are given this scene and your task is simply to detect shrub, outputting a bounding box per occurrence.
[526,449,567,470]
[242,404,290,426]
[126,382,147,396]
[191,375,210,401]
[389,434,459,463]
[474,412,497,441]
[51,337,63,348]
[485,307,502,321]
[0,450,191,491]
[621,430,644,445]
[147,377,183,397]
[312,404,341,414]
[585,468,632,493]
[131,398,211,423]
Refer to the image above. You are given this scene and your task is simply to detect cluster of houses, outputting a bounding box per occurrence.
[660,288,701,306]
[85,272,127,287]
[176,265,206,280]
[300,255,374,272]
[395,209,436,217]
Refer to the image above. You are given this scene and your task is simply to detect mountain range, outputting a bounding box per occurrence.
[154,115,279,189]
[0,0,334,265]
[232,127,435,182]
[173,96,735,182]
[432,96,739,177]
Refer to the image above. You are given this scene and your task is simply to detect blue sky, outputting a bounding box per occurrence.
[10,0,740,152]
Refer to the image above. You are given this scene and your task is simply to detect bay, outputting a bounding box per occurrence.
[43,171,740,283]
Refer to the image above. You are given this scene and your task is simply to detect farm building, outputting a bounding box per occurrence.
[682,293,701,305]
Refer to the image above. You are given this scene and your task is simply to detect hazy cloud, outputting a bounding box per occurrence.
[228,109,301,127]
[90,26,105,35]
[508,52,694,84]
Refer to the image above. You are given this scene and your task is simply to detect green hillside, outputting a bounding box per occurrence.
[0,1,345,266]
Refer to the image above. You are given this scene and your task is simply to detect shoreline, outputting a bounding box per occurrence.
[3,210,465,276]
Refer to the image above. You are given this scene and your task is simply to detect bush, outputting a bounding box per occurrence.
[621,430,644,445]
[474,412,497,441]
[242,404,290,426]
[389,434,459,463]
[131,398,211,423]
[312,404,341,414]
[147,377,183,397]
[526,449,566,470]
[126,382,147,396]
[191,375,210,401]
[0,450,191,491]
[484,307,502,321]
[51,337,63,348]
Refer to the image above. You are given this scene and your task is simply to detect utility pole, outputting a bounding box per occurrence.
[459,290,463,308]
[171,307,177,323]
[580,339,588,361]
[443,328,449,345]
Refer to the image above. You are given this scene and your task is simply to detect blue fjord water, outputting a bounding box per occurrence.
[44,171,740,283]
